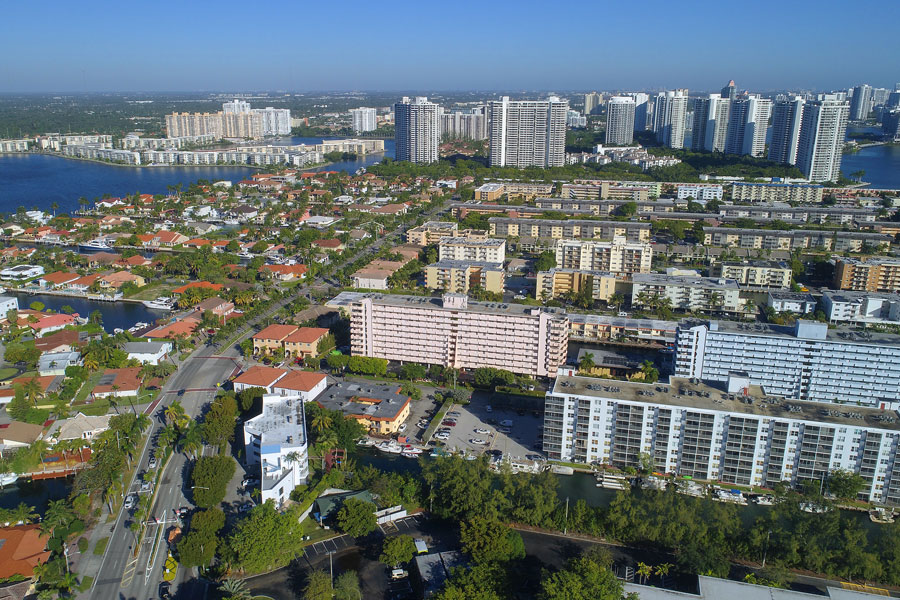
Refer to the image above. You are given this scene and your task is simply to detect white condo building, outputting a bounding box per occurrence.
[243,390,320,506]
[394,97,441,164]
[691,95,730,153]
[768,96,805,165]
[544,372,900,505]
[554,237,652,275]
[334,292,568,378]
[795,95,849,182]
[724,96,772,157]
[350,107,377,133]
[629,93,651,132]
[850,84,873,120]
[653,90,688,149]
[606,97,635,145]
[675,319,900,408]
[488,96,568,168]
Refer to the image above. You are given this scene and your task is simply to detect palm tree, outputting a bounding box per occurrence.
[158,424,179,451]
[708,292,724,313]
[83,355,100,371]
[311,412,333,435]
[9,502,38,525]
[655,563,673,578]
[22,378,43,407]
[608,292,624,312]
[640,360,659,384]
[220,578,251,600]
[51,202,59,216]
[578,352,595,372]
[637,561,653,585]
[634,291,651,308]
[58,571,79,593]
[165,400,188,429]
[42,499,73,536]
[179,423,203,460]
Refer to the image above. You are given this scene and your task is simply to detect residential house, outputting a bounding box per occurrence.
[38,271,79,289]
[0,296,18,318]
[67,274,102,294]
[172,281,224,295]
[37,351,82,376]
[0,525,51,579]
[232,366,287,393]
[91,367,143,399]
[86,252,122,268]
[193,296,235,318]
[34,329,84,354]
[252,324,298,354]
[27,313,76,337]
[312,239,345,253]
[124,341,173,365]
[53,413,111,443]
[271,371,328,398]
[283,327,330,359]
[98,271,146,290]
[259,264,308,281]
[0,421,46,448]
[144,319,198,340]
[116,254,151,269]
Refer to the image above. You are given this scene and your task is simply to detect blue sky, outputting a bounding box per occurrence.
[2,0,898,93]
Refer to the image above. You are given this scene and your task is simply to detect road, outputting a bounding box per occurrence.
[89,351,241,600]
[88,201,450,599]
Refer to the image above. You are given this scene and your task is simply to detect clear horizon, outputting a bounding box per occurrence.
[1,0,898,93]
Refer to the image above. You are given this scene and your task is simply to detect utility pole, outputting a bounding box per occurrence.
[563,496,569,535]
[762,530,771,568]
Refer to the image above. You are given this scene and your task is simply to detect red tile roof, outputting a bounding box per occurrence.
[172,281,223,294]
[233,366,286,388]
[284,327,329,344]
[253,324,298,342]
[0,525,51,579]
[273,370,326,392]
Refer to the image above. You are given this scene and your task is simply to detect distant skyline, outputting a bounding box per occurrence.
[2,0,898,93]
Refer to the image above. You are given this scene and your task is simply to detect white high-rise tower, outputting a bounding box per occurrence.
[769,96,805,165]
[724,96,772,157]
[605,97,635,145]
[653,90,688,149]
[488,96,568,168]
[394,97,441,164]
[796,95,849,182]
[350,107,377,133]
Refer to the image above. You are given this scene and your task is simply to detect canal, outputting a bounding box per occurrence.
[10,291,170,333]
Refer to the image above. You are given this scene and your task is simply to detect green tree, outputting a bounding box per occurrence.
[219,578,251,600]
[533,251,556,272]
[827,469,867,500]
[201,395,239,448]
[538,553,623,600]
[333,570,361,600]
[191,455,236,508]
[336,497,377,537]
[226,502,306,574]
[380,534,417,567]
[302,569,333,600]
[460,517,526,564]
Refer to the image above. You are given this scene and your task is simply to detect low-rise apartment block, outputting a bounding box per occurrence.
[474,183,504,202]
[555,238,652,275]
[424,261,505,295]
[675,319,900,408]
[489,217,651,243]
[438,237,505,264]
[821,290,900,325]
[341,292,568,377]
[544,372,900,504]
[351,260,407,290]
[767,291,817,314]
[712,260,792,288]
[536,269,616,302]
[252,325,329,358]
[631,274,743,313]
[406,221,458,245]
[316,381,411,435]
[243,393,311,506]
[676,184,723,201]
[717,203,878,225]
[834,257,900,292]
[561,180,662,200]
[730,182,824,204]
[703,227,890,252]
[567,314,677,346]
[534,197,684,217]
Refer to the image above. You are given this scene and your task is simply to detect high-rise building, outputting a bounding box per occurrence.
[653,90,688,149]
[883,109,900,142]
[554,237,652,275]
[887,91,900,109]
[251,107,291,136]
[724,96,772,157]
[605,96,635,145]
[165,100,290,138]
[721,79,736,101]
[629,93,650,132]
[394,97,440,164]
[566,110,587,128]
[584,92,601,115]
[769,96,805,165]
[223,99,251,114]
[350,107,377,133]
[488,96,568,168]
[165,113,223,138]
[441,106,488,140]
[691,95,729,152]
[850,84,873,120]
[796,95,849,182]
[873,87,891,107]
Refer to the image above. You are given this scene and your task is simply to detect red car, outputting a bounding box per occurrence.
[441,420,457,427]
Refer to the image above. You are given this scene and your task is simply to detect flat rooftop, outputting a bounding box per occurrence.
[488,216,651,229]
[245,395,307,447]
[439,237,505,247]
[705,226,889,240]
[692,318,900,347]
[721,260,789,268]
[317,381,410,421]
[768,290,816,301]
[567,313,678,331]
[429,260,505,271]
[329,291,566,317]
[822,289,900,303]
[632,274,740,290]
[552,374,900,431]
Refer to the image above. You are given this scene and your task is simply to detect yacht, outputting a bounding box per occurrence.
[0,473,18,486]
[143,297,176,310]
[870,507,895,524]
[595,471,628,490]
[79,238,111,252]
[753,494,776,506]
[713,488,747,505]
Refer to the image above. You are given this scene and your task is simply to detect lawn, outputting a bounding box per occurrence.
[77,575,94,592]
[93,537,110,556]
[79,398,112,417]
[0,368,18,382]
[128,283,178,302]
[72,371,105,405]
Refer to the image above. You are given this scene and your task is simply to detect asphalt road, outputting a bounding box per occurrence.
[89,351,241,600]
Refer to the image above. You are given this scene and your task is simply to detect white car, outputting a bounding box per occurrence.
[398,424,407,433]
[434,433,450,440]
[474,428,490,435]
[469,438,488,445]
[514,294,526,300]
[148,457,158,470]
[124,494,137,510]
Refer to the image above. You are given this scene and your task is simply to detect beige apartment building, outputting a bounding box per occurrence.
[561,180,662,200]
[567,314,678,346]
[834,257,900,292]
[535,197,681,217]
[712,260,792,289]
[341,292,568,377]
[536,269,617,302]
[631,274,743,313]
[406,221,487,246]
[425,261,505,295]
[489,217,650,242]
[555,238,652,275]
[703,227,890,252]
[438,237,505,264]
[730,182,824,204]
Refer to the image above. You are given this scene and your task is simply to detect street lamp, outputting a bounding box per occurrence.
[327,550,336,588]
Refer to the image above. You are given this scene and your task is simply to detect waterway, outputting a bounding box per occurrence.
[841,144,900,189]
[272,136,396,173]
[0,477,70,515]
[10,291,169,333]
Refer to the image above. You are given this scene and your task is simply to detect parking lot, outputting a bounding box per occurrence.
[429,395,545,465]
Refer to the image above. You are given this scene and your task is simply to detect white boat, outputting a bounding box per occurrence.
[595,472,627,490]
[713,488,748,505]
[676,481,706,497]
[0,473,18,486]
[128,322,149,333]
[800,502,830,514]
[356,438,375,447]
[870,507,895,524]
[79,238,111,251]
[401,451,422,459]
[550,465,574,476]
[642,476,668,491]
[143,297,175,310]
[113,328,124,334]
[377,441,403,454]
[753,494,776,506]
[401,446,423,455]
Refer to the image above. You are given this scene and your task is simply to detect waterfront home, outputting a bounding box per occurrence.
[52,412,111,442]
[192,296,235,319]
[232,365,287,393]
[0,375,63,407]
[259,264,307,281]
[25,313,77,337]
[116,254,152,269]
[144,318,199,341]
[0,525,51,579]
[67,273,102,294]
[0,264,44,281]
[37,351,82,376]
[37,271,79,288]
[98,271,146,289]
[136,230,189,248]
[91,367,143,399]
[34,329,85,354]
[124,341,173,365]
[86,252,122,268]
[0,246,36,262]
[0,296,18,319]
[0,224,25,237]
[183,238,211,249]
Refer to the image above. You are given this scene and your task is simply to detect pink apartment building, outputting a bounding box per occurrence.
[340,292,568,378]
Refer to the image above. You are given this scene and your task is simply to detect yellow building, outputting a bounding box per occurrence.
[536,269,617,302]
[425,261,505,294]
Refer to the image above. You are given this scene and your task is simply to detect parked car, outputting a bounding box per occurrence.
[398,424,407,433]
[469,438,488,445]
[242,477,259,488]
[441,420,457,427]
[474,428,490,435]
[525,454,545,461]
[148,457,158,470]
[124,494,137,510]
[140,480,153,493]
[174,507,190,519]
[447,411,461,417]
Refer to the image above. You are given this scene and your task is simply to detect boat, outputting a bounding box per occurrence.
[550,465,574,476]
[79,238,112,252]
[753,494,776,506]
[128,322,149,333]
[143,297,176,310]
[0,473,18,486]
[713,488,748,505]
[401,446,423,455]
[377,441,403,454]
[676,480,706,497]
[642,476,668,491]
[356,438,375,447]
[870,507,895,524]
[113,328,124,334]
[800,502,830,514]
[401,451,421,459]
[595,472,627,490]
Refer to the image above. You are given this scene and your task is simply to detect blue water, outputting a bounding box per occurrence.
[840,144,900,189]
[10,291,167,332]
[272,136,395,173]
